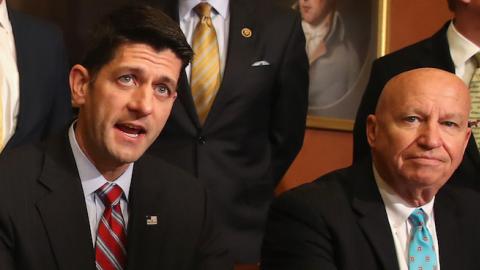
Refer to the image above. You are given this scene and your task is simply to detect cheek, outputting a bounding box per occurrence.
[444,138,468,163]
[151,102,175,128]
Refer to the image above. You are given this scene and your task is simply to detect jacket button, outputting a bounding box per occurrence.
[197,136,206,144]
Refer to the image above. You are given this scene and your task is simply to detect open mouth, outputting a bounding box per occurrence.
[115,123,146,138]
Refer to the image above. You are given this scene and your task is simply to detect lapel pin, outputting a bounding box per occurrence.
[241,27,252,38]
[146,215,158,225]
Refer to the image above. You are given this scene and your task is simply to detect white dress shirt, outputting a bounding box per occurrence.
[68,123,133,246]
[373,165,440,270]
[447,21,480,84]
[178,0,230,81]
[0,0,19,148]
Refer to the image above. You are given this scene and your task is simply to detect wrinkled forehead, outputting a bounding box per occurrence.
[378,70,470,117]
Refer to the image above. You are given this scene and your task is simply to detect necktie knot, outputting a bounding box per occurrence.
[408,208,427,227]
[96,182,123,208]
[194,2,213,18]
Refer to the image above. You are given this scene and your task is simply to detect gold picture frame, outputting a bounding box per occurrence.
[305,0,390,130]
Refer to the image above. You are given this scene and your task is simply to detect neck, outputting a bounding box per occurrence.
[394,185,437,207]
[454,14,480,47]
[73,123,129,182]
[98,164,129,182]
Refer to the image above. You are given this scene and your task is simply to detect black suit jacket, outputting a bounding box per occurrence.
[3,9,71,152]
[261,160,480,270]
[353,22,480,189]
[146,0,309,262]
[0,133,232,270]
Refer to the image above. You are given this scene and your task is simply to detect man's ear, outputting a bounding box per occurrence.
[366,115,378,148]
[69,64,91,108]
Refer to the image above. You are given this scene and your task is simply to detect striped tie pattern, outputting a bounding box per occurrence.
[95,183,127,270]
[408,208,437,270]
[190,2,221,124]
[469,53,480,149]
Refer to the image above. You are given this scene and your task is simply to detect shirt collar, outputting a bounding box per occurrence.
[179,0,229,21]
[373,164,435,228]
[0,0,12,33]
[68,122,132,200]
[447,21,480,67]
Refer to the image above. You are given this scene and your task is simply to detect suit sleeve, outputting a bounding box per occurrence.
[260,192,337,270]
[43,27,72,138]
[352,60,387,162]
[269,13,309,184]
[195,189,233,270]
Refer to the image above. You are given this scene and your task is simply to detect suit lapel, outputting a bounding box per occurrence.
[419,22,454,73]
[176,71,201,128]
[433,187,462,269]
[35,135,95,270]
[125,156,168,268]
[203,0,258,127]
[351,162,399,270]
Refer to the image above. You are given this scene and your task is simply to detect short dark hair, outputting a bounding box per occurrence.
[81,4,193,79]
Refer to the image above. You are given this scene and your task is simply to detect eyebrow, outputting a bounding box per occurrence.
[117,66,178,88]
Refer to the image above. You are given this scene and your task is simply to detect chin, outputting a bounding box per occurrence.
[405,172,446,187]
[111,149,143,164]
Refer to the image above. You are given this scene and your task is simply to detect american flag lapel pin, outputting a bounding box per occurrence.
[146,215,158,225]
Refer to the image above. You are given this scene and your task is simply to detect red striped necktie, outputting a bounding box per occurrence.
[95,183,127,270]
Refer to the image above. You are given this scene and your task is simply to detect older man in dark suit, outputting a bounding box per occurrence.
[0,0,71,152]
[0,4,231,270]
[262,68,480,270]
[354,0,480,190]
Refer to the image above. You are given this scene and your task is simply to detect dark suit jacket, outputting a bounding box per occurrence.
[261,160,480,270]
[353,22,480,189]
[0,133,232,270]
[146,0,309,262]
[3,9,71,152]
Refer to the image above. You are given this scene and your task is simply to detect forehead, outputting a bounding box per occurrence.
[105,43,182,76]
[114,43,161,60]
[385,74,469,115]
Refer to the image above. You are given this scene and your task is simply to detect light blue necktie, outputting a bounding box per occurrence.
[408,208,438,270]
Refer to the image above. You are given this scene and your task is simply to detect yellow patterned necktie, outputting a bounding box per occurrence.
[468,53,480,149]
[190,2,221,124]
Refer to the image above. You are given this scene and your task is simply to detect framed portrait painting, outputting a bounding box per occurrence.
[281,0,390,131]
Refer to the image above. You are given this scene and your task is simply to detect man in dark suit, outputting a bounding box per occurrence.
[0,5,231,270]
[262,68,480,269]
[145,0,309,263]
[353,0,480,189]
[1,1,71,152]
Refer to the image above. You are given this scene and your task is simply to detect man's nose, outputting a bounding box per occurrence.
[128,85,153,116]
[417,121,442,149]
